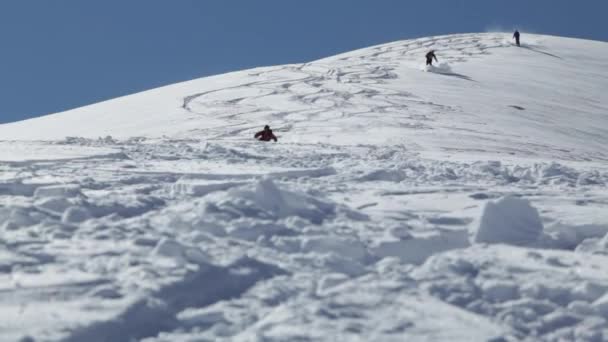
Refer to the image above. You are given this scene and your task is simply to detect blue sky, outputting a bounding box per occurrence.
[1,1,606,124]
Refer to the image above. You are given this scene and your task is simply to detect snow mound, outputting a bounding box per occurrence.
[472,196,543,246]
[218,178,337,224]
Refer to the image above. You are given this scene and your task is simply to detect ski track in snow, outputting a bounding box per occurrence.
[1,33,608,341]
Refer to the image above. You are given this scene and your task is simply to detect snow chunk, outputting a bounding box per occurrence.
[389,225,413,240]
[537,311,582,335]
[371,229,469,265]
[219,178,336,224]
[177,308,226,327]
[472,196,543,246]
[317,273,350,295]
[0,181,39,196]
[61,206,91,224]
[568,301,595,316]
[359,169,406,182]
[34,184,82,198]
[35,197,72,215]
[571,282,608,302]
[301,236,369,262]
[2,208,37,230]
[545,223,608,250]
[480,280,519,303]
[151,238,211,266]
[253,178,296,217]
[575,233,608,254]
[592,293,608,318]
[170,181,246,197]
[226,222,293,241]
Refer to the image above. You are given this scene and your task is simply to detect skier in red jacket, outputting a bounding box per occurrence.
[254,125,277,142]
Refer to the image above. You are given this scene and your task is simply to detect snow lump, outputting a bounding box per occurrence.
[472,196,543,246]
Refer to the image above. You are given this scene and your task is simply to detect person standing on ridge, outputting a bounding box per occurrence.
[254,125,278,142]
[425,50,438,66]
[513,30,521,47]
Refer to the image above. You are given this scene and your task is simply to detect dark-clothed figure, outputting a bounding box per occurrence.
[425,51,438,66]
[254,125,277,142]
[513,30,521,46]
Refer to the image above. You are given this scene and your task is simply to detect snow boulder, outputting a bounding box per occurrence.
[220,178,336,224]
[472,196,543,246]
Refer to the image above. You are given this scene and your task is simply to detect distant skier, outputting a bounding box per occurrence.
[254,125,277,142]
[513,30,521,47]
[425,50,438,66]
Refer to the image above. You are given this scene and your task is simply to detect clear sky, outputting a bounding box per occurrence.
[1,1,606,124]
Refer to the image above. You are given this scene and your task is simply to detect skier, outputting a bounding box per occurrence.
[254,125,278,142]
[425,50,438,66]
[513,30,521,47]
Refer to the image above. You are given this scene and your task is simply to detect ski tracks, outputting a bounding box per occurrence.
[178,34,512,144]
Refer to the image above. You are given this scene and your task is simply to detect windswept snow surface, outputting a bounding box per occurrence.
[2,33,608,341]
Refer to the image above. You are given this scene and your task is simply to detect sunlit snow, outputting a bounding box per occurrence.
[1,33,608,341]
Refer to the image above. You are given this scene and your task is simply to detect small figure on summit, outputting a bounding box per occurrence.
[513,30,521,47]
[254,125,277,142]
[425,50,438,66]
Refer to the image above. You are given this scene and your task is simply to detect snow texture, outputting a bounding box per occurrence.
[1,33,608,341]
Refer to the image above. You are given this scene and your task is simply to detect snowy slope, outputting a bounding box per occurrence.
[2,33,608,341]
[2,33,608,163]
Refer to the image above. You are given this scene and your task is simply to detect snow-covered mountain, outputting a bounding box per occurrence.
[2,33,608,341]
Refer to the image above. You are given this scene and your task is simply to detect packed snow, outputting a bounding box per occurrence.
[1,32,608,341]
